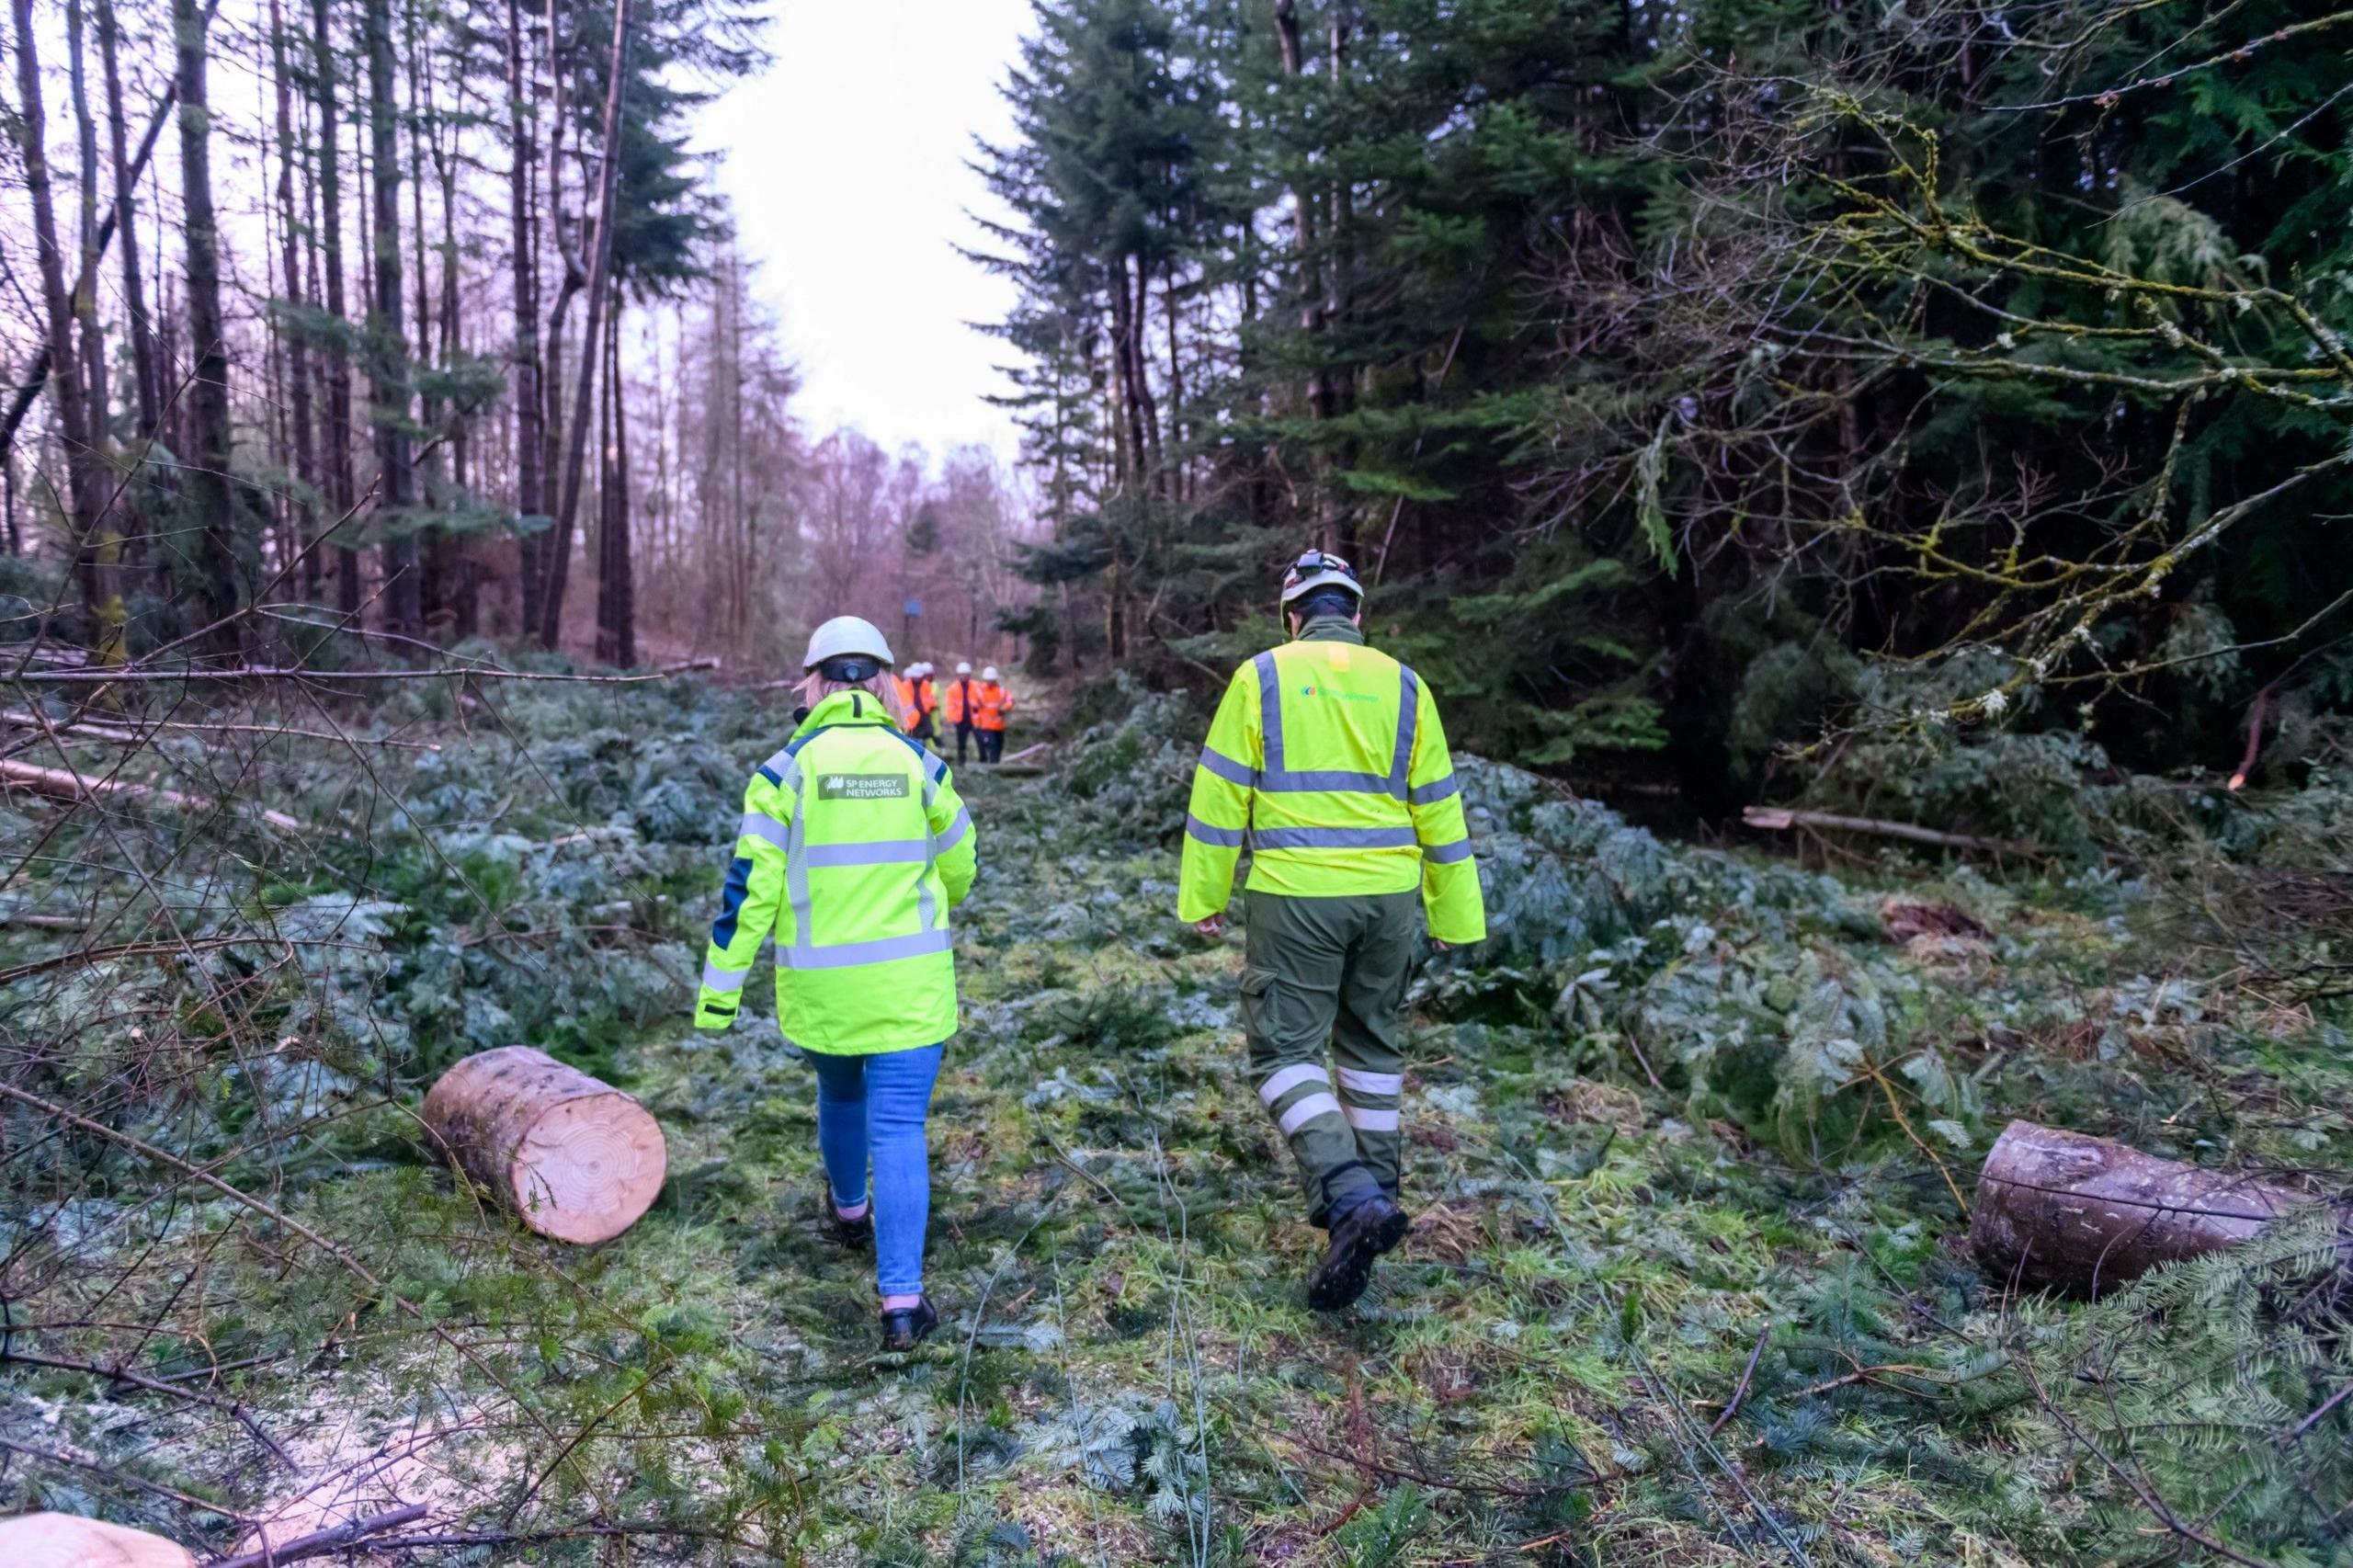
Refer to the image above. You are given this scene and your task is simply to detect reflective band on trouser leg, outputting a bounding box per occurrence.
[1257,1062,1330,1108]
[1329,887,1421,1205]
[1279,1092,1346,1137]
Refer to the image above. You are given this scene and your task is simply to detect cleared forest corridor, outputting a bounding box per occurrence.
[10,673,2348,1564]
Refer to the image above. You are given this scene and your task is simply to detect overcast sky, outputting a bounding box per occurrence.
[693,0,1034,462]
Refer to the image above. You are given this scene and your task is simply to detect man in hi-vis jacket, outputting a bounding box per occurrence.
[1176,551,1485,1310]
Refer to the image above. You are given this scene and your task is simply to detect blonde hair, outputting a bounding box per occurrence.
[797,667,901,716]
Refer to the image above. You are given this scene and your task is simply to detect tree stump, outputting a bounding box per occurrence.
[0,1513,196,1568]
[421,1046,666,1243]
[1970,1118,2313,1297]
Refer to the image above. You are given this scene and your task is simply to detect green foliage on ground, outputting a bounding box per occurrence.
[4,674,2351,1564]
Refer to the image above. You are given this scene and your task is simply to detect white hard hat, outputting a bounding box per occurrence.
[910,662,931,677]
[1279,547,1364,608]
[981,666,1001,683]
[956,661,972,676]
[803,615,894,671]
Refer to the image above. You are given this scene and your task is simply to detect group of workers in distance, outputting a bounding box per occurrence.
[892,660,1016,766]
[695,550,1487,1350]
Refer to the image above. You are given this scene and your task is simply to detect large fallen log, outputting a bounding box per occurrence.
[0,1512,195,1568]
[0,757,304,835]
[1970,1119,2316,1297]
[421,1046,666,1244]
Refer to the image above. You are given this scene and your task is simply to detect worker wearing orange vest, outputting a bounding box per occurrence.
[892,666,924,735]
[971,666,1015,765]
[942,662,978,765]
[908,664,941,746]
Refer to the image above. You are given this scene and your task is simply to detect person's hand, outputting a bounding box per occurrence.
[1193,915,1224,937]
[1431,938,1453,953]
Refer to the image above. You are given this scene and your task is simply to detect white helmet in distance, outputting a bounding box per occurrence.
[803,615,894,676]
[956,661,973,676]
[981,665,1001,683]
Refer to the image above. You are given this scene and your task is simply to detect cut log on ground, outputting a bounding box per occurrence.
[1970,1119,2318,1297]
[421,1046,666,1244]
[0,1513,196,1568]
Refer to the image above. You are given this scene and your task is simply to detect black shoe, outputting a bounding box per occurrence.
[1306,1196,1411,1312]
[880,1297,938,1352]
[823,1188,872,1251]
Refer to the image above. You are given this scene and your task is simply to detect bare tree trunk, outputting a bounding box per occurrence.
[405,0,444,631]
[94,0,156,449]
[538,0,629,650]
[267,0,320,597]
[506,0,545,638]
[311,0,362,612]
[175,0,239,650]
[12,0,102,612]
[596,305,633,665]
[65,0,125,650]
[361,0,418,635]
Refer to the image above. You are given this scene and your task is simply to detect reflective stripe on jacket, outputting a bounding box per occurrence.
[943,679,974,725]
[694,687,979,1052]
[1176,617,1485,944]
[972,682,1014,733]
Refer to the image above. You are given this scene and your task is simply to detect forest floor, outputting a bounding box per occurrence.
[4,671,2351,1566]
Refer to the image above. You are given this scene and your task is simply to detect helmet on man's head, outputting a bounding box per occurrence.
[1279,549,1363,610]
[956,661,973,676]
[803,616,894,683]
[981,666,1001,683]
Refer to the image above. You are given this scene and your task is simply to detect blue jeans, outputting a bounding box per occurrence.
[807,1043,944,1297]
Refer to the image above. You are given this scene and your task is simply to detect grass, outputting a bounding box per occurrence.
[4,686,2351,1565]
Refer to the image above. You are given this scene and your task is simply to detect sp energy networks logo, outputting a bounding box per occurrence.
[1300,684,1379,703]
[816,773,910,801]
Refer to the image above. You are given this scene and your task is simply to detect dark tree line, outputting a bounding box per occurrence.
[976,0,2353,808]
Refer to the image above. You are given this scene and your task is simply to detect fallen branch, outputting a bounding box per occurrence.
[204,1503,429,1568]
[1,757,304,833]
[1743,804,2040,858]
[1706,1320,1771,1438]
[3,710,443,751]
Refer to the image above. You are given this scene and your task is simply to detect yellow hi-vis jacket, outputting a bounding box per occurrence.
[694,688,978,1052]
[1176,618,1486,945]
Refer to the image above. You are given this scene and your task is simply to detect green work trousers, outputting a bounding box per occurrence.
[1240,887,1421,1228]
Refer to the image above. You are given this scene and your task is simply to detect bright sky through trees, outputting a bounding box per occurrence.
[695,0,1031,460]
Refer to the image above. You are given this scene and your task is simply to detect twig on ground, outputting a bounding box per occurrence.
[1708,1321,1772,1439]
[203,1503,429,1568]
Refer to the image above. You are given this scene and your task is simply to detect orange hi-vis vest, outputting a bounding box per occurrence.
[972,681,1014,733]
[943,679,974,726]
[916,678,939,719]
[892,676,921,732]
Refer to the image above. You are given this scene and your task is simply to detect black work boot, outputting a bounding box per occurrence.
[822,1188,872,1251]
[879,1297,938,1352]
[1306,1195,1411,1312]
